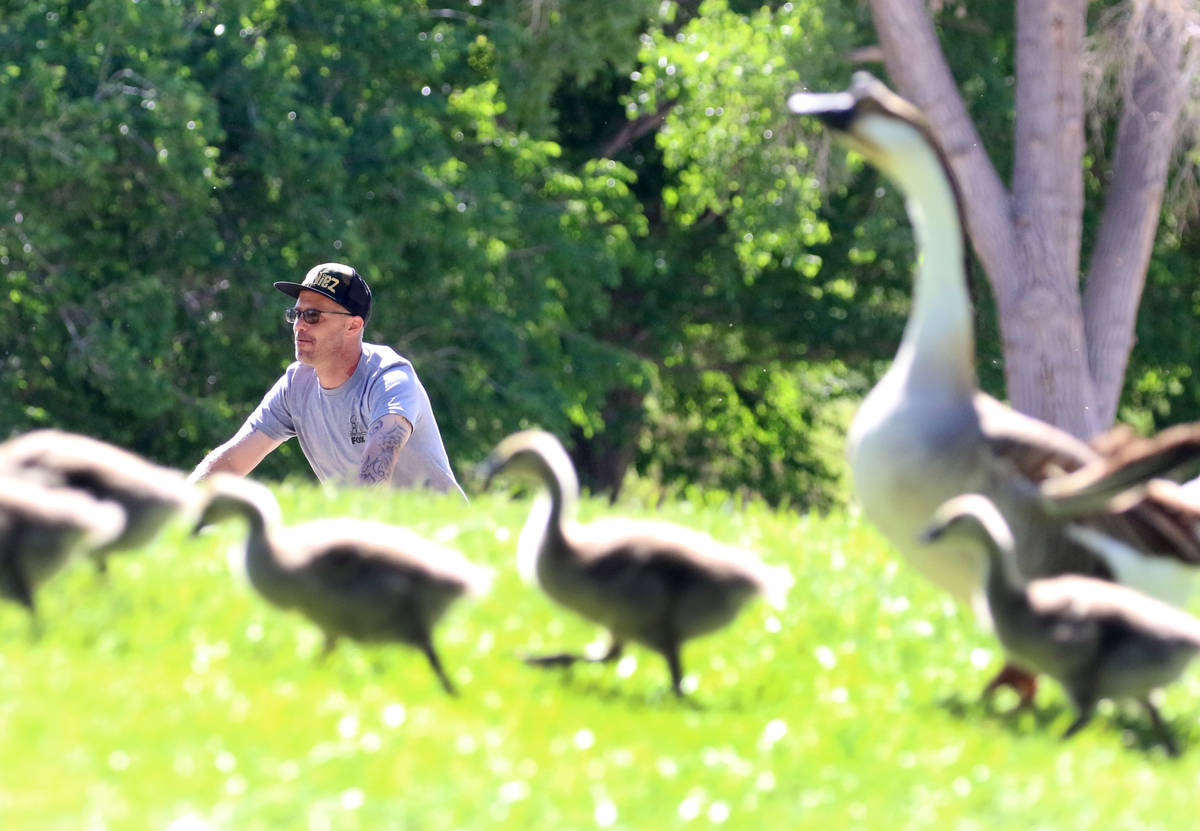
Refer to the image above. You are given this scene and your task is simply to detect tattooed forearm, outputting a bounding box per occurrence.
[358,416,413,486]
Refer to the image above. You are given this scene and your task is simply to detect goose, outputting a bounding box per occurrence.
[0,475,125,614]
[922,493,1200,756]
[0,429,197,570]
[480,429,791,696]
[788,73,1200,701]
[191,474,491,694]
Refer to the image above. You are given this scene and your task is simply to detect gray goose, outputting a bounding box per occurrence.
[192,474,491,694]
[480,429,791,696]
[923,493,1200,756]
[0,429,197,570]
[0,475,124,614]
[788,73,1200,701]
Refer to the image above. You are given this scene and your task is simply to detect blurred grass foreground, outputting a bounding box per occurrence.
[2,480,1198,830]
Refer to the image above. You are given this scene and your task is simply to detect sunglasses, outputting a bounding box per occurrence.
[284,307,355,325]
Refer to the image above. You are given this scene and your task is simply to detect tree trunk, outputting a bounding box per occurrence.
[1084,1,1187,426]
[1004,0,1098,437]
[868,0,1190,440]
[569,386,645,502]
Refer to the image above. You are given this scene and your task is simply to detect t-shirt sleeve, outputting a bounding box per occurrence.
[368,363,424,428]
[245,371,297,441]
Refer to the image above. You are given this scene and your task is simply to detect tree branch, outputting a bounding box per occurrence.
[1084,2,1189,425]
[868,0,1016,285]
[600,101,676,159]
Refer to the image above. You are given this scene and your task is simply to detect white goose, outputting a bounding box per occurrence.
[481,429,791,696]
[788,73,1200,700]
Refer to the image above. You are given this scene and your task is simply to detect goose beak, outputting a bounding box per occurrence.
[787,89,856,120]
[918,522,946,545]
[475,457,502,491]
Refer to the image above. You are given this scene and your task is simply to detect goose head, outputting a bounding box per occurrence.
[788,73,943,184]
[920,493,1022,589]
[192,473,283,535]
[480,429,579,498]
[788,72,969,270]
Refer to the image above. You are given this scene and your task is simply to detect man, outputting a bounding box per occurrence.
[189,262,465,498]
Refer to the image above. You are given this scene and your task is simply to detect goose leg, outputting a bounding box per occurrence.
[4,563,36,617]
[523,639,624,668]
[414,631,457,696]
[92,552,111,578]
[663,641,684,696]
[1061,706,1095,742]
[1140,697,1179,757]
[1,524,36,614]
[981,662,1038,709]
[3,557,43,640]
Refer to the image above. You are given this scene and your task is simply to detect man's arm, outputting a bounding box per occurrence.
[358,413,413,486]
[187,425,282,484]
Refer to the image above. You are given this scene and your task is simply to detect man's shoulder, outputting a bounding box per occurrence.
[280,360,318,386]
[361,342,414,373]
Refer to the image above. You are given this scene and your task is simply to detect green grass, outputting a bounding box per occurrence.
[3,481,1199,830]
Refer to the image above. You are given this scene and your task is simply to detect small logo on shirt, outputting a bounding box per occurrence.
[349,413,366,445]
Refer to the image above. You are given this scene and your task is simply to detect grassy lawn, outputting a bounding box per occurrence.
[2,479,1199,830]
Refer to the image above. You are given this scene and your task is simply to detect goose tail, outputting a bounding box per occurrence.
[758,562,794,611]
[461,560,496,598]
[85,499,128,552]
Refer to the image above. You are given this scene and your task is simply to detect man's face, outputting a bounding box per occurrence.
[290,289,355,365]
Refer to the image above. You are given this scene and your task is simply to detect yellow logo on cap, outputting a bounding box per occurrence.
[304,271,342,292]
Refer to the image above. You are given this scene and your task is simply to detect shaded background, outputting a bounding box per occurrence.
[4,0,1199,507]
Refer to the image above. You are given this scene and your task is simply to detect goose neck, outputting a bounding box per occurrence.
[233,500,289,597]
[890,144,976,393]
[541,470,575,554]
[983,541,1031,614]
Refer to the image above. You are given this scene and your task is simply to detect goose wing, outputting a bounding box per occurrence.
[974,392,1098,481]
[1028,574,1200,646]
[278,520,491,594]
[553,519,785,639]
[976,393,1200,573]
[0,429,190,501]
[572,518,787,603]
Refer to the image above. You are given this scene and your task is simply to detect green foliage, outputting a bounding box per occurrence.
[1118,223,1200,431]
[0,0,228,454]
[0,0,659,484]
[0,0,873,508]
[632,0,842,278]
[640,359,858,510]
[7,0,1198,509]
[613,0,925,499]
[4,484,1200,828]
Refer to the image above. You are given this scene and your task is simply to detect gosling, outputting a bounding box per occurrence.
[0,475,124,614]
[0,429,196,569]
[191,474,490,694]
[481,429,791,696]
[922,493,1200,755]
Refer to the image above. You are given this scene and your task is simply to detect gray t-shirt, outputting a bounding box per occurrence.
[247,343,465,497]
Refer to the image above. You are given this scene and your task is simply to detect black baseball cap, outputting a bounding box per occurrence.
[274,262,372,322]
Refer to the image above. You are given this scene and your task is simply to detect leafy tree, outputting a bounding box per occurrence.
[1,0,658,482]
[25,0,1191,511]
[866,0,1200,437]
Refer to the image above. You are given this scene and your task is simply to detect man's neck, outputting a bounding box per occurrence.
[316,346,364,390]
